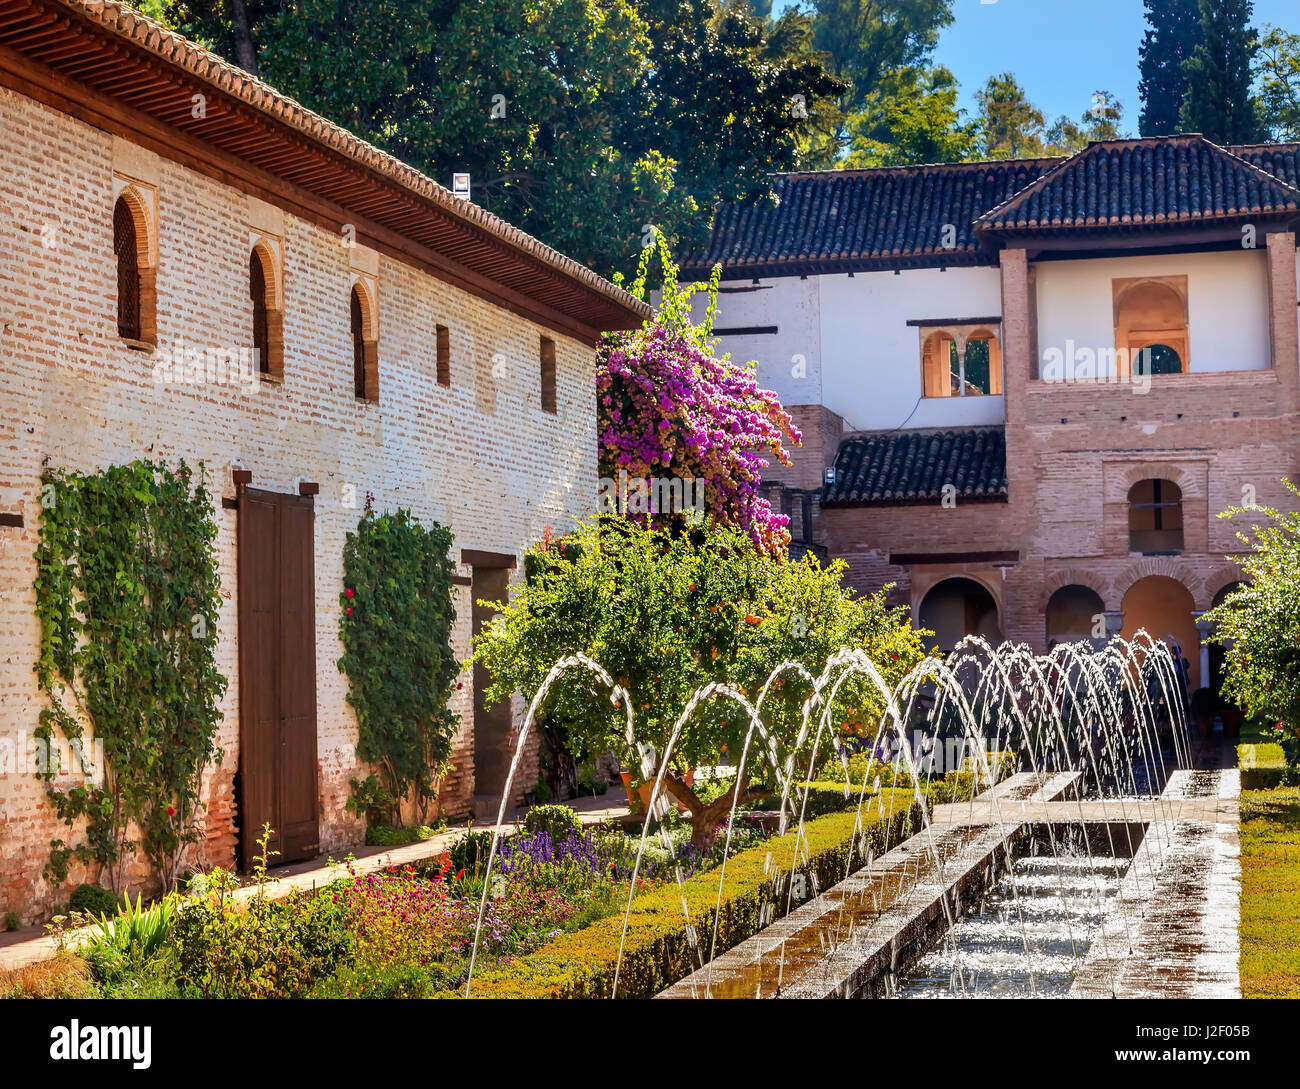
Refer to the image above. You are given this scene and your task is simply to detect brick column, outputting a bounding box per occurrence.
[1266,230,1299,413]
[998,248,1034,539]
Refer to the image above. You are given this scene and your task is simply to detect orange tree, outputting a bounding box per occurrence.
[1207,481,1300,765]
[471,518,925,844]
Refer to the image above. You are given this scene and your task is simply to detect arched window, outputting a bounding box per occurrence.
[112,190,157,347]
[1114,277,1188,375]
[1129,479,1184,554]
[114,196,140,341]
[920,326,1002,398]
[249,243,283,378]
[350,282,378,402]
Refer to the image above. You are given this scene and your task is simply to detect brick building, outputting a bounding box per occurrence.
[689,136,1300,697]
[0,0,646,921]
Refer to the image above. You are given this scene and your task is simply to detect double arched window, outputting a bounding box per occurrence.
[921,326,1002,398]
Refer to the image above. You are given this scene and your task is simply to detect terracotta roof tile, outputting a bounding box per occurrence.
[975,134,1300,234]
[823,427,1007,506]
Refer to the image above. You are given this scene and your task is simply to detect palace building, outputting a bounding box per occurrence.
[687,136,1300,697]
[0,0,646,920]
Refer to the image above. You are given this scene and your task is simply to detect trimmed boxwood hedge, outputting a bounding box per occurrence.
[450,787,921,999]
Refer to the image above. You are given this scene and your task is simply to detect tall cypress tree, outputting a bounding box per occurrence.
[1138,0,1202,136]
[1181,0,1262,144]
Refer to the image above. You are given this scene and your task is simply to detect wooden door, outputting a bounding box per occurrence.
[237,487,319,868]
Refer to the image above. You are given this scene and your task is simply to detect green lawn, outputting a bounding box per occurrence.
[1240,785,1300,998]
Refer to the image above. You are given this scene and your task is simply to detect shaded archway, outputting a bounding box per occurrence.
[1046,584,1105,648]
[1121,574,1198,692]
[919,577,1002,653]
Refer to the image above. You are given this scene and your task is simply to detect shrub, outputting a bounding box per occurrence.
[522,805,584,845]
[68,883,120,919]
[450,788,921,998]
[1205,482,1300,764]
[79,892,173,984]
[170,861,350,999]
[365,823,441,847]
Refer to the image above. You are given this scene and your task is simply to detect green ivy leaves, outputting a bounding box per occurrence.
[338,509,460,825]
[33,459,227,893]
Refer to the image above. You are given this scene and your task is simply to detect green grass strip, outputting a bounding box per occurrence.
[1240,786,1300,999]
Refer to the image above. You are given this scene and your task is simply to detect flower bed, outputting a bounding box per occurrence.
[445,787,921,998]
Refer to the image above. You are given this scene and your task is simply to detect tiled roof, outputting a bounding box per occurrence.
[685,158,1059,277]
[822,427,1007,507]
[0,0,649,333]
[1233,143,1300,189]
[975,135,1300,234]
[693,135,1300,277]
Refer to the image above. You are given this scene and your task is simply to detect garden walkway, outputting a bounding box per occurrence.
[0,790,632,974]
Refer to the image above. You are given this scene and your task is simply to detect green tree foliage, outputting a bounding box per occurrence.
[802,0,956,164]
[843,66,982,167]
[976,73,1048,159]
[1205,481,1300,764]
[1257,24,1300,141]
[142,0,840,279]
[33,460,226,894]
[1181,0,1262,143]
[1138,0,1202,136]
[471,518,927,843]
[977,75,1127,158]
[338,509,460,825]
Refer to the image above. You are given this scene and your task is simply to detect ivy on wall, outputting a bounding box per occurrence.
[33,459,227,894]
[338,508,460,826]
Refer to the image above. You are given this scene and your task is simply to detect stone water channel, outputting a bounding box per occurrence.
[657,759,1240,1000]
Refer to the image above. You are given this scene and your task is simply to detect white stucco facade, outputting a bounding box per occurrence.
[1035,249,1273,379]
[698,265,1005,431]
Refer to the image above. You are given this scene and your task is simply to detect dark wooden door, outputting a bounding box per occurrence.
[237,487,319,868]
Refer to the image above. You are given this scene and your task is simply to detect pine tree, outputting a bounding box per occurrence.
[1180,0,1262,144]
[1137,0,1202,136]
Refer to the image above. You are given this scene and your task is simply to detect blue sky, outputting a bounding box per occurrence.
[775,0,1299,134]
[932,0,1298,132]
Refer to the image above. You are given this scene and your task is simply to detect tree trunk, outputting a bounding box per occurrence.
[656,773,769,847]
[228,0,260,76]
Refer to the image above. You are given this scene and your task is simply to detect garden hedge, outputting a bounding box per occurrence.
[449,787,921,999]
[1240,743,1289,790]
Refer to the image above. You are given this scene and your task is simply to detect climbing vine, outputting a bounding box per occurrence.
[33,459,226,894]
[338,508,460,826]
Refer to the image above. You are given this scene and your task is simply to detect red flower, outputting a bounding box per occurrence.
[346,607,353,616]
[345,588,355,599]
[167,805,175,817]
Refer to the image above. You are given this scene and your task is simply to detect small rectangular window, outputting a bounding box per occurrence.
[436,324,450,387]
[540,336,556,414]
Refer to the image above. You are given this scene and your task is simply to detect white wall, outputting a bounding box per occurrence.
[1035,249,1271,378]
[820,266,1005,430]
[699,266,1006,431]
[690,276,822,408]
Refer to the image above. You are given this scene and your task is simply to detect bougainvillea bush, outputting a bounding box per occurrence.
[599,233,800,556]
